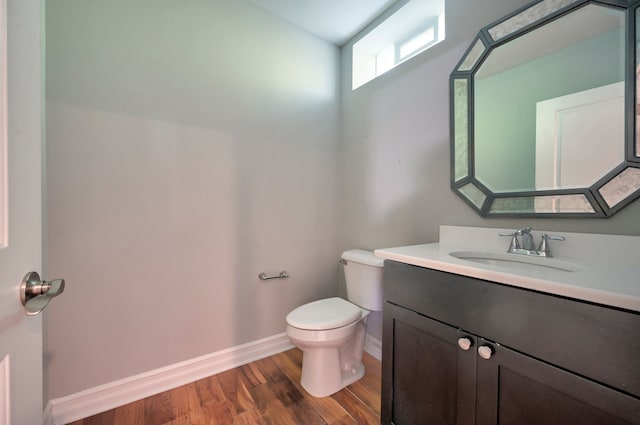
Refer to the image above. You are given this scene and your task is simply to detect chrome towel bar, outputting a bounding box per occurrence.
[258,271,289,280]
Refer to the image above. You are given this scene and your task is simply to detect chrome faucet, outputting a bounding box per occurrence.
[499,227,565,257]
[519,227,535,250]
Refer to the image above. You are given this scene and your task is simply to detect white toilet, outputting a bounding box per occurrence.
[285,249,384,397]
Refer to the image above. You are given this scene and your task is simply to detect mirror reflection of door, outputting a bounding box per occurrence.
[534,82,624,212]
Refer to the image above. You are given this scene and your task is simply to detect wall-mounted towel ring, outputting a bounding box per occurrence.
[258,271,289,280]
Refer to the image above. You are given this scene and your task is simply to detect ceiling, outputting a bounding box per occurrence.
[245,0,399,46]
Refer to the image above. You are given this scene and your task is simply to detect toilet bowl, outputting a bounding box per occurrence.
[285,249,384,397]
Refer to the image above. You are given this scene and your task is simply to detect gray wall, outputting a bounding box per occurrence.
[339,0,640,339]
[45,0,340,399]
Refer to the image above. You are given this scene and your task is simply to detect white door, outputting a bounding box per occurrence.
[0,1,45,424]
[535,82,625,191]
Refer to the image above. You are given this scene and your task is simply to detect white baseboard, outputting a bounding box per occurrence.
[364,334,382,361]
[44,333,294,425]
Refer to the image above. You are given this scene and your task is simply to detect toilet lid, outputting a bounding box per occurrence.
[286,297,363,330]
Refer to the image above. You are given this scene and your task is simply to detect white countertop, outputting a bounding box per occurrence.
[374,226,640,313]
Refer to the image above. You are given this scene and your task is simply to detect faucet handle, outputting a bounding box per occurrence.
[499,230,520,250]
[538,234,565,257]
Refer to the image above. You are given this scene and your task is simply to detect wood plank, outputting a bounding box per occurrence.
[270,351,301,383]
[254,355,304,407]
[113,399,144,425]
[143,390,175,424]
[239,362,267,388]
[259,399,299,425]
[284,347,303,367]
[216,368,257,416]
[285,398,329,425]
[248,383,277,412]
[233,408,267,425]
[345,379,380,417]
[194,375,226,406]
[331,388,380,425]
[329,416,359,425]
[201,401,235,425]
[169,382,202,421]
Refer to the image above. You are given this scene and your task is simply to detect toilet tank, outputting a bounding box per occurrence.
[341,249,384,311]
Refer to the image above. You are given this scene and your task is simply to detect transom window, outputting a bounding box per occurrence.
[352,0,445,90]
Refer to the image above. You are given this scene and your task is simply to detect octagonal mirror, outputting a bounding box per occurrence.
[450,0,640,217]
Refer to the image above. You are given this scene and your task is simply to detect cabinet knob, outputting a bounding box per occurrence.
[457,337,473,351]
[478,345,494,360]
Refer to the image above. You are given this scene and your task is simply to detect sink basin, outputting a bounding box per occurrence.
[449,251,581,272]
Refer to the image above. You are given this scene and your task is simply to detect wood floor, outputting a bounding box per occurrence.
[67,348,381,425]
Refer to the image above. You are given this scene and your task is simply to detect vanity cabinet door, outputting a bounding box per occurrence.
[382,302,477,425]
[475,339,640,425]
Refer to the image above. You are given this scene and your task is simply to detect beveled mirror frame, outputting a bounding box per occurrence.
[450,0,640,217]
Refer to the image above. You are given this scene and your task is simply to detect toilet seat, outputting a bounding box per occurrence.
[286,297,363,330]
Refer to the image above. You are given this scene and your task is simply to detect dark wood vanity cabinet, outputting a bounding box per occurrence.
[381,260,640,425]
